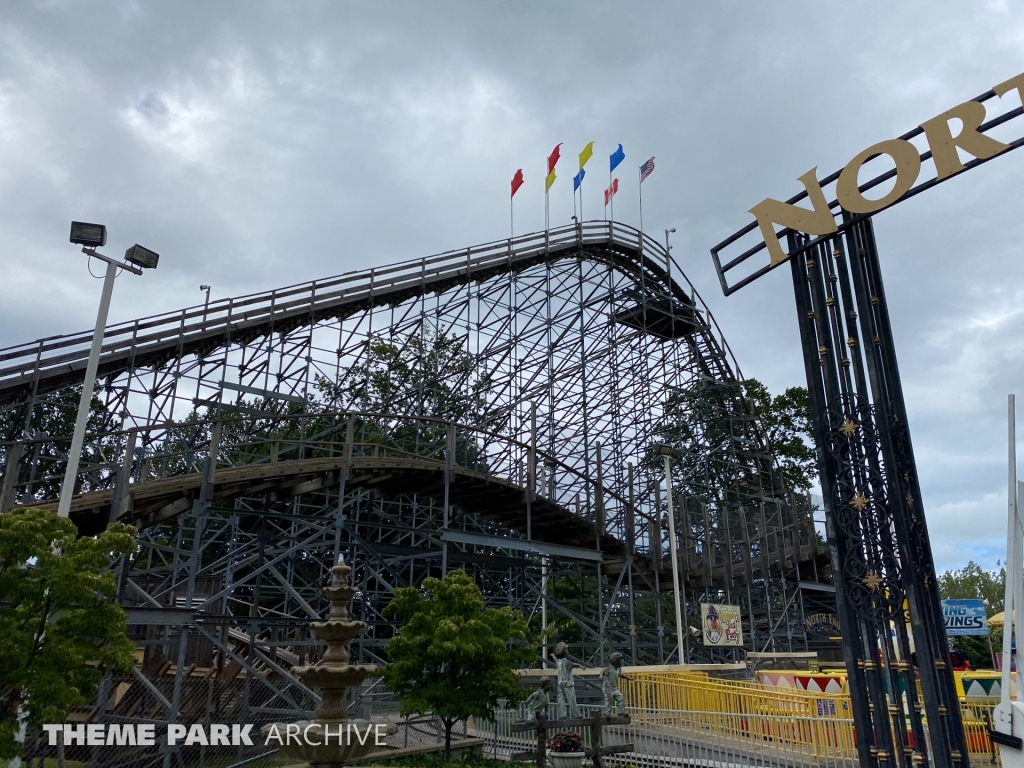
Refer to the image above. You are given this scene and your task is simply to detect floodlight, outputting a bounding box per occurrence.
[124,244,160,270]
[655,443,680,459]
[59,224,159,519]
[70,221,107,247]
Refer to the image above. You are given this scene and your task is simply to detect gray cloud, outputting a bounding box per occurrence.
[2,0,1023,571]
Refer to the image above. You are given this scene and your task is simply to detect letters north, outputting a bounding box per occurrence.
[750,72,1024,267]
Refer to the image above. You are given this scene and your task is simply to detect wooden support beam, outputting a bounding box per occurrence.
[0,441,23,513]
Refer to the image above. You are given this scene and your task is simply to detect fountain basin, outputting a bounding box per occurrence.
[294,664,376,690]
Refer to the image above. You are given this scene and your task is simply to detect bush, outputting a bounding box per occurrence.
[381,570,536,759]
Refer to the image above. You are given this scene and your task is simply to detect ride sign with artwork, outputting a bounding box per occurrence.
[701,602,743,647]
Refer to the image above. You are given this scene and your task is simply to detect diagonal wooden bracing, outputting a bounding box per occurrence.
[1,221,832,768]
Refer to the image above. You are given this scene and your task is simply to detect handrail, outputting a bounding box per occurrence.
[0,222,635,364]
[0,220,746,404]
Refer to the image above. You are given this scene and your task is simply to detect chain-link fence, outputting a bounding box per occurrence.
[40,666,1011,768]
[21,669,296,768]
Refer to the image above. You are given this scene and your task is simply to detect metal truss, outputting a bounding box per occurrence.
[1,221,832,765]
[775,218,968,768]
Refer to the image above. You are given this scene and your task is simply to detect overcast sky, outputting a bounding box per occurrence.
[2,1,1023,573]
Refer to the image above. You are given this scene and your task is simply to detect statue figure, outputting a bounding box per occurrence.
[523,677,555,722]
[601,652,626,715]
[551,642,583,719]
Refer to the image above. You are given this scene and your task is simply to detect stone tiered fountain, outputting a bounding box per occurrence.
[262,557,397,767]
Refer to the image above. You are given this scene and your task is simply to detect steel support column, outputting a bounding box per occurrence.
[787,218,966,768]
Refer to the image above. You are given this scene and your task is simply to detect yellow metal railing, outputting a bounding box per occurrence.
[621,670,1001,762]
[960,700,1000,762]
[623,670,852,719]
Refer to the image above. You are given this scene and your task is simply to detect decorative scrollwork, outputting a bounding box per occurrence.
[824,392,903,622]
[888,413,938,591]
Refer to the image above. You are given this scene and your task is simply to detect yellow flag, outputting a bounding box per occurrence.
[579,141,594,170]
[545,169,557,192]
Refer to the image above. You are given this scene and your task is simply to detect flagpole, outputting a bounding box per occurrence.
[510,169,523,242]
[602,168,610,225]
[638,166,644,253]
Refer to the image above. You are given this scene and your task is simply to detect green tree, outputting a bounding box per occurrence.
[937,560,1005,669]
[381,569,536,759]
[0,387,118,502]
[0,508,137,760]
[539,573,600,652]
[315,323,492,469]
[937,561,1005,611]
[153,394,319,476]
[651,377,815,501]
[325,323,491,423]
[739,379,816,492]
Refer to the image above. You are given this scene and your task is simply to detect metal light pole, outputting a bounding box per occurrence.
[657,444,685,663]
[664,227,676,281]
[57,224,158,518]
[200,284,212,323]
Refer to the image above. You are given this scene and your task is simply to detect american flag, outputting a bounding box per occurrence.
[639,156,655,183]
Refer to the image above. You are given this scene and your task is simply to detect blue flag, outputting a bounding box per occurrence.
[609,144,625,172]
[573,168,586,191]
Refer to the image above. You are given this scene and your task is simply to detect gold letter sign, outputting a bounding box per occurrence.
[750,72,1024,269]
[749,169,838,267]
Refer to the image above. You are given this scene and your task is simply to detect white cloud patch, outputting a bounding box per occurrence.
[927,492,1008,571]
[120,54,272,167]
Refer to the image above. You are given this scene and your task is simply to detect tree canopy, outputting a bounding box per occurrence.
[652,376,816,503]
[0,509,137,760]
[327,323,491,424]
[739,379,816,492]
[380,569,535,758]
[0,387,117,502]
[937,560,1005,611]
[141,323,492,480]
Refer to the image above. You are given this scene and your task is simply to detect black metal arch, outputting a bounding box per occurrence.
[712,77,1024,294]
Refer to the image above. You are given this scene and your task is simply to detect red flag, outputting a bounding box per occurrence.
[547,143,563,174]
[604,178,619,206]
[511,169,524,198]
